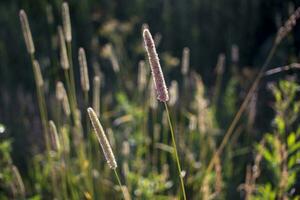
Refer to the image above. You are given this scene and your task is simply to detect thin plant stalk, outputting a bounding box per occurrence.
[67,42,78,108]
[164,102,187,200]
[63,69,76,123]
[29,55,50,152]
[84,91,90,132]
[113,169,128,200]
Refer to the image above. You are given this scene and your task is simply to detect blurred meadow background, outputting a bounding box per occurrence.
[1,0,300,199]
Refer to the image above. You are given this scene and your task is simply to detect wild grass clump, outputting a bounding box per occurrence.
[1,2,300,200]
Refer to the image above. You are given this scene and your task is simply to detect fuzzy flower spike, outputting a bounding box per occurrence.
[143,28,169,102]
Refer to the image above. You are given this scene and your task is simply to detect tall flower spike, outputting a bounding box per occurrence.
[56,81,65,101]
[33,60,44,87]
[87,107,117,169]
[181,47,190,75]
[62,88,71,116]
[62,2,72,42]
[58,26,69,70]
[79,48,90,92]
[56,81,70,116]
[19,10,35,54]
[143,28,169,102]
[49,120,61,152]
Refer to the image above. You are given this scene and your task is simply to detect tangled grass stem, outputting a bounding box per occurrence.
[164,102,187,200]
[203,43,278,189]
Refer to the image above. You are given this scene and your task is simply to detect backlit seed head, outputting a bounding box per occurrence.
[62,2,72,42]
[49,120,61,152]
[143,28,169,102]
[181,47,190,75]
[19,10,35,54]
[56,81,70,116]
[58,26,69,70]
[79,48,90,92]
[33,60,44,87]
[62,91,71,116]
[87,107,117,169]
[56,81,65,101]
[168,80,178,106]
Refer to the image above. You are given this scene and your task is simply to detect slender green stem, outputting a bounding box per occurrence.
[113,169,127,199]
[164,102,187,200]
[67,41,77,108]
[64,70,76,124]
[29,54,59,197]
[30,54,50,152]
[84,91,90,133]
[212,68,224,108]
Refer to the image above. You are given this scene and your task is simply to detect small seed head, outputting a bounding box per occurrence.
[33,60,44,87]
[87,107,117,169]
[79,48,90,92]
[62,2,72,42]
[58,26,69,70]
[181,47,190,75]
[19,10,35,54]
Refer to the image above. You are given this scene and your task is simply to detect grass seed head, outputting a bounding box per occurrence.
[49,120,61,152]
[33,60,44,87]
[79,48,90,92]
[181,47,190,75]
[62,2,72,42]
[58,26,69,70]
[168,80,178,106]
[143,28,169,102]
[87,107,117,169]
[56,81,65,101]
[19,10,35,54]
